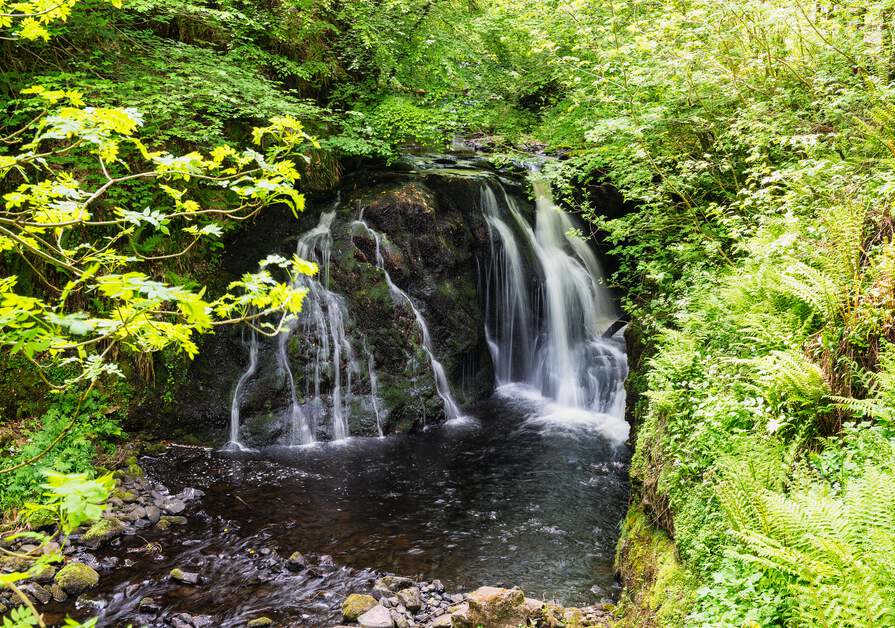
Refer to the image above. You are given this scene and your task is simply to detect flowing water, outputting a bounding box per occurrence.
[61,395,628,626]
[351,219,465,425]
[103,163,633,626]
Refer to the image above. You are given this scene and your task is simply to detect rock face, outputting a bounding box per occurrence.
[139,158,514,445]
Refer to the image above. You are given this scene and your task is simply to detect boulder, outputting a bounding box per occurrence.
[343,593,378,621]
[357,604,395,628]
[396,586,421,612]
[82,517,125,544]
[54,562,99,595]
[463,586,526,628]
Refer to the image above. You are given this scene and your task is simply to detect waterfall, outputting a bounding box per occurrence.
[226,328,259,450]
[366,348,384,437]
[351,220,465,424]
[294,210,356,441]
[481,176,629,441]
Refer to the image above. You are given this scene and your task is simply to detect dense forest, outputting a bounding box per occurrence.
[2,0,895,626]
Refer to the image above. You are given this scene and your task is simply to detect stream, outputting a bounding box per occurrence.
[60,378,629,626]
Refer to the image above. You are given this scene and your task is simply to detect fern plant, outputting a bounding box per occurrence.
[716,456,895,626]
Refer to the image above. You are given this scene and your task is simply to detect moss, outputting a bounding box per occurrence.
[342,593,377,620]
[54,562,99,595]
[613,504,696,627]
[247,618,273,627]
[25,508,56,530]
[83,517,125,544]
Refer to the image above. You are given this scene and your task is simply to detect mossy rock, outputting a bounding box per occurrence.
[113,488,138,503]
[342,593,377,621]
[83,517,125,544]
[54,562,99,595]
[247,618,273,627]
[25,508,56,530]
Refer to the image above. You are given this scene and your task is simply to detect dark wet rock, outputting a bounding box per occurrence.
[343,593,377,621]
[82,517,125,545]
[396,587,421,612]
[357,604,395,628]
[54,562,99,595]
[50,583,66,602]
[145,504,161,523]
[21,582,51,605]
[170,567,200,584]
[139,596,160,613]
[286,551,307,571]
[156,515,188,530]
[30,563,56,583]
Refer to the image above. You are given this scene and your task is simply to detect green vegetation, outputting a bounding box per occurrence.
[3,0,895,625]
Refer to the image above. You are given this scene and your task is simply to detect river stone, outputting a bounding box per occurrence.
[247,618,273,627]
[162,498,186,514]
[145,504,161,523]
[463,586,526,627]
[54,562,99,595]
[357,604,395,628]
[170,567,200,584]
[287,551,307,570]
[30,563,56,583]
[21,583,51,605]
[523,597,544,618]
[343,593,378,620]
[389,609,409,628]
[375,575,414,592]
[431,613,452,627]
[396,587,421,612]
[82,517,125,544]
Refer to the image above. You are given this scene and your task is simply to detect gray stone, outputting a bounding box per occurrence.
[170,568,200,584]
[449,593,464,604]
[432,579,444,592]
[163,498,186,514]
[21,583,50,605]
[357,604,395,628]
[431,614,452,627]
[145,505,161,523]
[396,587,421,612]
[390,609,409,628]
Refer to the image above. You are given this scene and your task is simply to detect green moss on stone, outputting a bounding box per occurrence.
[83,517,125,544]
[54,562,99,595]
[613,505,695,626]
[342,593,377,620]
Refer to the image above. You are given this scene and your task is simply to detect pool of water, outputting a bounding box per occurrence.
[58,387,629,626]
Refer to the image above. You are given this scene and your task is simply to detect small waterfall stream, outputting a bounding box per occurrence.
[351,219,465,425]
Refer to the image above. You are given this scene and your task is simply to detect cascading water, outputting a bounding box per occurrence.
[481,176,629,442]
[226,328,259,450]
[351,220,465,424]
[293,210,357,441]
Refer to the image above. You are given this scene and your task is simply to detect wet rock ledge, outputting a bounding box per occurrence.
[339,578,612,628]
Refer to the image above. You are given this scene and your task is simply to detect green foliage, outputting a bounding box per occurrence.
[0,393,121,510]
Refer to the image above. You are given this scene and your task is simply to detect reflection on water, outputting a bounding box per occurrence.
[60,389,629,626]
